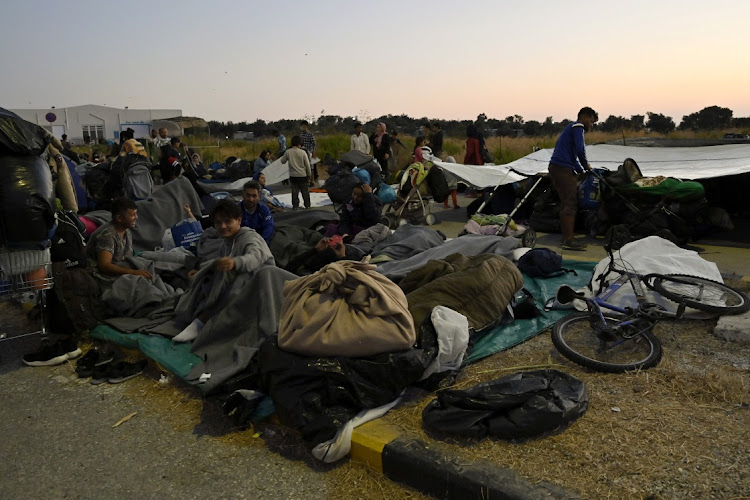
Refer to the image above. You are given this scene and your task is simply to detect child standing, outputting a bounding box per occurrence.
[280,135,313,209]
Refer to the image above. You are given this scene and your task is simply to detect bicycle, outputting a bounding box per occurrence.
[550,241,749,373]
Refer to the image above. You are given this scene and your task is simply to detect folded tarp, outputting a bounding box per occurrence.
[505,144,750,180]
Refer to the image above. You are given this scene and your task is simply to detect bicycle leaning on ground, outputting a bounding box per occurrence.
[550,244,750,373]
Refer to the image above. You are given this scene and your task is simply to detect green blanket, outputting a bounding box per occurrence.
[91,324,201,379]
[465,259,595,364]
[615,178,705,202]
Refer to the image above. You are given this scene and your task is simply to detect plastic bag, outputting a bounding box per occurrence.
[422,369,588,441]
[170,218,203,249]
[0,154,56,245]
[377,183,397,204]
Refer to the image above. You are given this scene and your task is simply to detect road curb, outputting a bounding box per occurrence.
[350,420,578,499]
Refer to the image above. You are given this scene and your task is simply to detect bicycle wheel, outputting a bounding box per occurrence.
[551,312,663,373]
[645,274,750,315]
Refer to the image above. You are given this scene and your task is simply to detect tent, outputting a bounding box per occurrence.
[503,144,750,180]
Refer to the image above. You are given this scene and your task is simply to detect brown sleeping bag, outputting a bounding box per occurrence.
[400,253,523,330]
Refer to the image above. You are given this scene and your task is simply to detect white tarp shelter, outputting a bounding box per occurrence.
[431,161,527,188]
[503,144,750,180]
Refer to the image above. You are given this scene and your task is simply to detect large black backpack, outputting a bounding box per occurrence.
[517,248,576,278]
[50,211,87,269]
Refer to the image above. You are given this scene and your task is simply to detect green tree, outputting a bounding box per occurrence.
[680,106,733,130]
[645,112,675,134]
[629,115,645,131]
[522,120,542,136]
[599,115,628,133]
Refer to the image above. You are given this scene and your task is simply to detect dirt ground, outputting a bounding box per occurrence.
[374,280,750,499]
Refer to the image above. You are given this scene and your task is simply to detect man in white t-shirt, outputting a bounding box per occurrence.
[350,122,370,154]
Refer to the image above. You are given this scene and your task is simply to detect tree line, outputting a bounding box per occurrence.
[206,106,750,139]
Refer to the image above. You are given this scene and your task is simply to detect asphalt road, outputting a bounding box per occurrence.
[0,341,331,500]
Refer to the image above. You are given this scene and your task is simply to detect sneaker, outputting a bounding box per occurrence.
[75,349,115,378]
[108,360,147,384]
[23,339,82,367]
[561,238,588,251]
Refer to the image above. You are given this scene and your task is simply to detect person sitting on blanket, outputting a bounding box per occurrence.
[172,199,275,342]
[86,197,152,281]
[324,182,383,240]
[238,180,274,243]
[253,171,285,212]
[253,149,272,176]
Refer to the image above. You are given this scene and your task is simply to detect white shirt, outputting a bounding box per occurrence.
[350,133,370,154]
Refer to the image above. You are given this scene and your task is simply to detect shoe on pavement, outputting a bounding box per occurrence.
[75,349,115,378]
[108,360,147,384]
[23,339,82,367]
[561,238,587,251]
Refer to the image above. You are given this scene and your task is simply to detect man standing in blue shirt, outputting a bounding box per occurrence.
[273,129,286,157]
[239,180,275,243]
[548,107,598,250]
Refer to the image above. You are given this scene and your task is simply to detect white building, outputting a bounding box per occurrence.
[9,105,182,145]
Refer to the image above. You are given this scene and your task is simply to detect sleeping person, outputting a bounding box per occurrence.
[172,199,275,342]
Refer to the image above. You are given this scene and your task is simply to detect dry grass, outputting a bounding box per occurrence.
[374,314,750,499]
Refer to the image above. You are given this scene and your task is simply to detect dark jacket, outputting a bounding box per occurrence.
[338,193,383,235]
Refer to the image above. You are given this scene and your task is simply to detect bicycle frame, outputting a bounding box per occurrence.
[583,272,649,342]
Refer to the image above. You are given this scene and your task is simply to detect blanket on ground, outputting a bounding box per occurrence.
[369,224,445,260]
[278,259,415,358]
[377,234,519,281]
[187,266,297,393]
[401,253,524,330]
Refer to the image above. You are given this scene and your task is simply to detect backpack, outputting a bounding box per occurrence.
[123,163,154,200]
[49,263,106,334]
[517,248,577,278]
[50,211,87,269]
[578,169,607,210]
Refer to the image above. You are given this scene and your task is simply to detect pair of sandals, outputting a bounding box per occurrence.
[76,349,147,385]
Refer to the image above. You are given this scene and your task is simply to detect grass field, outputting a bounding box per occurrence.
[77,128,749,168]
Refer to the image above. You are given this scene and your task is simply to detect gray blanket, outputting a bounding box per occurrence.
[83,177,204,251]
[376,234,520,281]
[369,224,446,260]
[101,256,181,318]
[187,266,297,393]
[272,208,338,229]
[133,177,204,251]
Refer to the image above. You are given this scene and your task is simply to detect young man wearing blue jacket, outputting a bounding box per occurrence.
[239,180,275,243]
[548,107,598,250]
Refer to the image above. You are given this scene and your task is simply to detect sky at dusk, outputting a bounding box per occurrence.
[2,0,749,124]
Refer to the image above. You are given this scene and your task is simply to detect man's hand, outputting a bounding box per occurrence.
[331,241,346,259]
[131,269,153,280]
[361,183,372,194]
[584,163,592,171]
[314,238,329,252]
[215,257,235,272]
